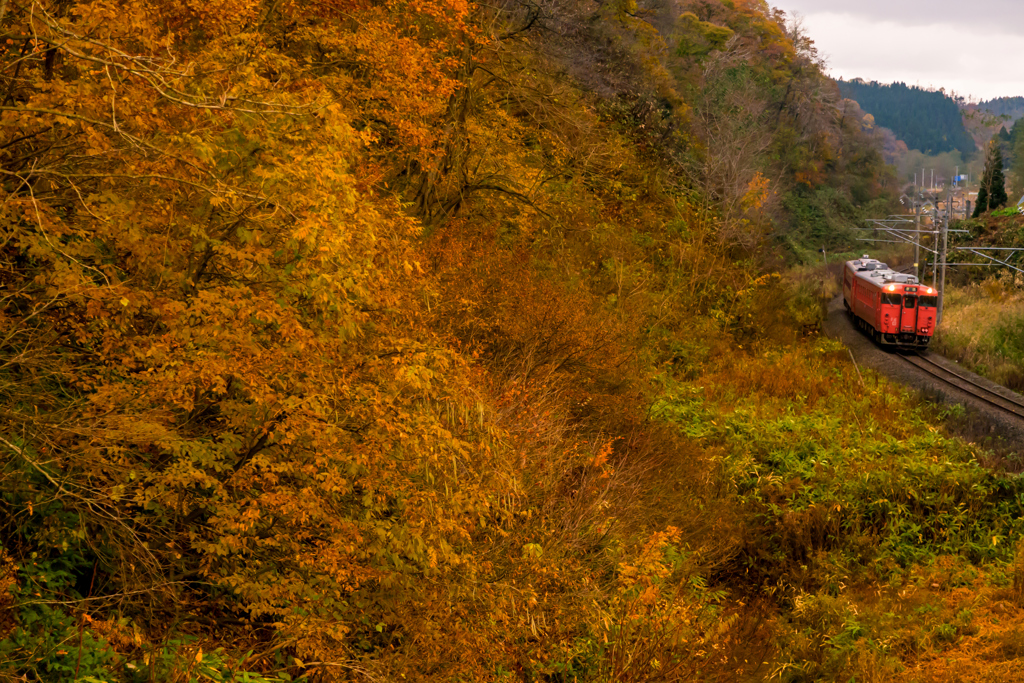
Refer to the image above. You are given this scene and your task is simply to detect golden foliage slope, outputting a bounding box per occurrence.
[0,0,913,681]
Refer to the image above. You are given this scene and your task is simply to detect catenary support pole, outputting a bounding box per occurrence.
[938,189,949,326]
[932,192,939,288]
[917,191,925,278]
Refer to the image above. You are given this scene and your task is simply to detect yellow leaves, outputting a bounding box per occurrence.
[740,171,771,212]
[358,129,378,146]
[638,584,660,605]
[402,260,424,276]
[676,13,736,56]
[521,543,543,559]
[612,0,638,21]
[0,0,684,676]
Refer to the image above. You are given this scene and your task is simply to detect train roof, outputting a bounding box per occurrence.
[846,256,920,286]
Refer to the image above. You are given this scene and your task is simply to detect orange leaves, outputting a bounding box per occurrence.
[741,171,772,212]
[0,0,746,679]
[1,0,471,646]
[617,526,683,590]
[283,0,479,185]
[794,167,822,188]
[179,0,262,37]
[589,440,618,480]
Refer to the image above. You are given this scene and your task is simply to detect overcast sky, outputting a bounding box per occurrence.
[769,0,1024,102]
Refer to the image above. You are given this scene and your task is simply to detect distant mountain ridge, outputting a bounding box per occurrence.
[977,96,1024,124]
[963,97,1024,150]
[836,79,976,155]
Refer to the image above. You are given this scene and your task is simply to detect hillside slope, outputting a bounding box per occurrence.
[978,96,1024,124]
[3,1,1023,682]
[837,79,976,156]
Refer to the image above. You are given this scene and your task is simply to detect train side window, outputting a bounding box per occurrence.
[903,295,917,309]
[919,295,937,308]
[882,293,901,305]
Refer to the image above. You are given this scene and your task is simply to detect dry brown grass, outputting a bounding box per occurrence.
[933,279,1024,390]
[0,548,15,643]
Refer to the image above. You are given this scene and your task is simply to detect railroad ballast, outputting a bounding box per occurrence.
[843,255,937,348]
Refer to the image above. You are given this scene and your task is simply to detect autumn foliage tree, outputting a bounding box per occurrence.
[0,0,899,680]
[0,0,509,676]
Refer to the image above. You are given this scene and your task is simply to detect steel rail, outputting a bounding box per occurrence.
[897,351,1024,421]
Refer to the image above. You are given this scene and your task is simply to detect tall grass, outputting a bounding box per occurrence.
[933,279,1024,391]
[652,334,1024,681]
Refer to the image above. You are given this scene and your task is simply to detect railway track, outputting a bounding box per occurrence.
[898,351,1024,421]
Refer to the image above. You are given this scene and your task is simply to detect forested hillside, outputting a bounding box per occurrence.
[978,96,1024,124]
[8,1,1024,682]
[837,79,976,156]
[1012,118,1024,191]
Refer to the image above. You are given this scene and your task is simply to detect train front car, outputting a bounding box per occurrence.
[842,256,937,348]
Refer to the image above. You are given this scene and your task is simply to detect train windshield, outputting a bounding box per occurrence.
[920,295,938,308]
[903,294,917,309]
[882,292,902,305]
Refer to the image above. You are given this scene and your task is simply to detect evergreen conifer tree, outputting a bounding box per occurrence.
[1013,119,1024,196]
[990,146,1008,210]
[973,141,1008,217]
[973,167,990,218]
[997,127,1013,158]
[1007,117,1024,191]
[973,182,989,217]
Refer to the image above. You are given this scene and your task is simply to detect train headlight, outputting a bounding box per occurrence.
[887,284,896,292]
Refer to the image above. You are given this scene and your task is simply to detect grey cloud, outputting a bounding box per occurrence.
[774,0,1024,32]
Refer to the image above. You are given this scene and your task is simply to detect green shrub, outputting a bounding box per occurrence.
[654,344,1024,595]
[0,556,116,683]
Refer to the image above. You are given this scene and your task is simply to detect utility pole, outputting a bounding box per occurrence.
[938,188,950,325]
[932,192,939,288]
[914,192,921,279]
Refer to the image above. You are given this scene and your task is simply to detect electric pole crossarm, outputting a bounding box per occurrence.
[857,228,939,253]
[885,234,938,253]
[865,228,940,234]
[954,248,1024,275]
[854,239,933,246]
[952,246,1024,250]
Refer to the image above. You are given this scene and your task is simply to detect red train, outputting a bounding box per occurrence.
[843,256,938,348]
